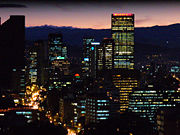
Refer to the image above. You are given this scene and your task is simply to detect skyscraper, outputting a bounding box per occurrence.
[112,69,138,113]
[0,15,25,91]
[82,37,94,77]
[89,42,100,78]
[97,38,114,71]
[27,46,38,85]
[111,13,137,113]
[111,13,134,69]
[111,13,139,113]
[48,33,69,90]
[26,40,48,86]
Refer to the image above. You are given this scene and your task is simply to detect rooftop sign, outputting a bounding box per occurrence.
[113,13,133,16]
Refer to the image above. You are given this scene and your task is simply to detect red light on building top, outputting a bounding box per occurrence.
[113,13,133,16]
[104,37,112,40]
[75,74,80,77]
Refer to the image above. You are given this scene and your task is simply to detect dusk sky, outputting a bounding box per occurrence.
[0,1,180,29]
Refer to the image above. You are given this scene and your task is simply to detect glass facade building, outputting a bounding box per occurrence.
[112,70,138,113]
[129,78,180,130]
[97,38,114,70]
[85,94,110,124]
[89,42,100,78]
[111,13,137,114]
[26,40,48,86]
[82,37,95,77]
[48,33,69,90]
[28,50,38,84]
[111,13,134,69]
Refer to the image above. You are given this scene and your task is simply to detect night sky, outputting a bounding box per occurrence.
[0,1,180,29]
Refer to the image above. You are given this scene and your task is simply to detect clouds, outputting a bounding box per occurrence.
[0,4,27,8]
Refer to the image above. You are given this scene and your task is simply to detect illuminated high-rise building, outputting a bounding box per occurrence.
[48,33,70,90]
[89,42,100,78]
[111,13,134,69]
[82,37,94,77]
[86,93,110,124]
[85,71,123,125]
[97,38,114,71]
[111,13,137,113]
[26,40,48,86]
[48,33,67,62]
[27,47,38,85]
[112,69,139,113]
[85,76,116,125]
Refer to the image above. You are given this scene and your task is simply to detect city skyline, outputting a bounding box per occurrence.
[0,1,180,134]
[0,1,180,29]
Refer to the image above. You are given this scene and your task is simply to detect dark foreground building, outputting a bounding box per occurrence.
[157,106,180,135]
[0,15,25,91]
[81,112,154,135]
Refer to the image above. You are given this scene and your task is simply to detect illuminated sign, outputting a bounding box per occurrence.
[104,38,112,40]
[75,73,80,78]
[91,42,100,45]
[84,58,89,61]
[113,13,133,16]
[75,74,80,77]
[91,47,94,50]
[57,56,65,59]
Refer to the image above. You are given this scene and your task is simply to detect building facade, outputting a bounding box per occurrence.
[111,13,134,69]
[26,40,48,86]
[48,33,69,90]
[97,38,114,71]
[0,15,25,92]
[82,37,95,77]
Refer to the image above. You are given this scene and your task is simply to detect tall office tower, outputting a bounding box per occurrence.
[111,13,134,69]
[27,47,38,85]
[0,15,25,92]
[35,41,48,86]
[26,40,48,86]
[48,33,69,90]
[89,42,100,78]
[97,38,114,71]
[82,37,94,77]
[72,74,86,118]
[111,13,137,113]
[112,69,139,113]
